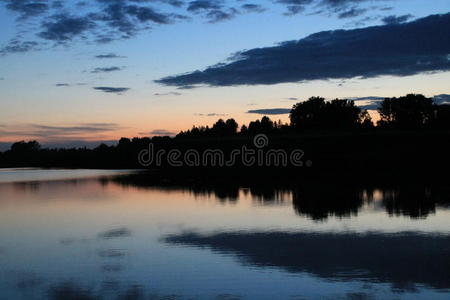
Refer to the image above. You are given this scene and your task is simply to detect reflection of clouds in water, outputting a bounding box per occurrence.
[101,264,124,273]
[164,230,450,292]
[97,249,127,258]
[13,272,44,291]
[8,277,247,300]
[98,227,132,240]
[47,282,188,300]
[60,227,132,247]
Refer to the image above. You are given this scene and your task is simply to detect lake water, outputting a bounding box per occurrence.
[0,169,449,299]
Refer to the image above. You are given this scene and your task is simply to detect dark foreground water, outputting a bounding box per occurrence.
[0,169,449,300]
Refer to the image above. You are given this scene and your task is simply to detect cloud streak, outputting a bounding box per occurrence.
[93,87,130,94]
[148,129,176,135]
[94,53,126,59]
[91,66,124,73]
[0,123,123,141]
[247,108,291,115]
[382,14,414,25]
[156,13,450,87]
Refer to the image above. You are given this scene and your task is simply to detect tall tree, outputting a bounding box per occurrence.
[378,94,434,128]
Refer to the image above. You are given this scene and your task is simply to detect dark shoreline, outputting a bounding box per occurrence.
[1,129,450,183]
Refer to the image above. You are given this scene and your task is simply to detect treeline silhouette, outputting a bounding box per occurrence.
[176,94,450,138]
[1,94,450,175]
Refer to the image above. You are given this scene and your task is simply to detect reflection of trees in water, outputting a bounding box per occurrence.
[248,186,291,206]
[108,175,450,220]
[382,186,450,218]
[292,185,369,221]
[292,184,450,221]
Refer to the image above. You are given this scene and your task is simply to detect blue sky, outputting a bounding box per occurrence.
[0,0,449,147]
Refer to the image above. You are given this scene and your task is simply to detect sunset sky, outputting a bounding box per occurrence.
[0,0,449,148]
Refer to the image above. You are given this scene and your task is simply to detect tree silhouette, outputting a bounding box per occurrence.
[11,140,41,153]
[432,104,450,129]
[289,97,367,130]
[378,94,434,128]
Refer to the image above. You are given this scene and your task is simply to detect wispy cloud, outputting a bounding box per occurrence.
[153,92,182,96]
[0,123,124,142]
[247,108,291,115]
[146,129,176,136]
[93,87,130,94]
[382,14,414,25]
[194,113,228,117]
[91,66,124,73]
[95,53,126,59]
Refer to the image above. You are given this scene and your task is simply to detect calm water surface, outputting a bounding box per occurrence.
[0,169,449,299]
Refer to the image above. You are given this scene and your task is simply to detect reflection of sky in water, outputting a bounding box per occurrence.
[0,170,449,299]
[0,168,138,183]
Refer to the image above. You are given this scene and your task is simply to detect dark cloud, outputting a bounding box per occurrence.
[39,14,95,41]
[318,0,387,10]
[123,5,173,24]
[338,7,366,19]
[283,5,307,16]
[0,123,123,141]
[31,123,121,134]
[148,129,176,135]
[247,108,291,115]
[95,53,126,59]
[187,0,222,12]
[433,94,450,105]
[2,0,49,19]
[0,40,40,55]
[350,95,450,110]
[156,14,450,87]
[241,4,265,13]
[161,0,185,7]
[344,95,450,109]
[351,96,385,101]
[205,8,239,23]
[349,96,386,109]
[55,83,70,87]
[0,0,185,52]
[91,66,124,73]
[275,0,395,18]
[93,87,130,94]
[382,14,414,25]
[0,0,403,53]
[275,0,312,16]
[287,97,298,101]
[88,1,178,40]
[185,1,241,23]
